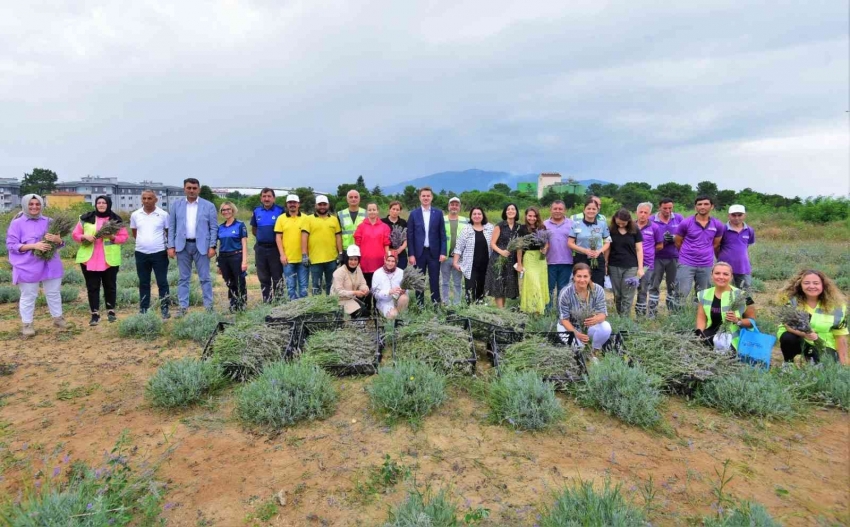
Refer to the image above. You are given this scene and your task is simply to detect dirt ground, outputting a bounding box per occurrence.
[0,276,848,526]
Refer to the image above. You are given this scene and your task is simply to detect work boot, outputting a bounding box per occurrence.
[89,313,100,327]
[52,316,68,330]
[21,323,35,338]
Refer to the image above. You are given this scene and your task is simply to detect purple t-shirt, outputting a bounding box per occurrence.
[718,224,755,275]
[638,222,663,270]
[676,216,725,267]
[6,215,65,284]
[650,213,684,260]
[544,217,573,265]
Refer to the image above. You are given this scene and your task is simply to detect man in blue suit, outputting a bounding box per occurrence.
[167,178,219,315]
[406,186,447,304]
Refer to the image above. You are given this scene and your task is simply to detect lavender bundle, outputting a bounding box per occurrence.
[624,276,641,288]
[400,266,426,292]
[778,305,824,353]
[390,225,407,250]
[588,236,601,269]
[506,230,552,252]
[33,215,74,261]
[94,219,123,239]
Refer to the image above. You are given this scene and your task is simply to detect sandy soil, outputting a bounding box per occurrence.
[0,281,848,526]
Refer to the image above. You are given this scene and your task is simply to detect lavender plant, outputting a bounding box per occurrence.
[33,214,74,261]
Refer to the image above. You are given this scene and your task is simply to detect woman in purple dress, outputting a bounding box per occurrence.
[5,194,67,337]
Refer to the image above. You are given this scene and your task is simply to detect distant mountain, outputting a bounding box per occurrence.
[382,169,608,194]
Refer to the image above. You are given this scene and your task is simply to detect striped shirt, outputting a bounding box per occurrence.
[558,283,608,324]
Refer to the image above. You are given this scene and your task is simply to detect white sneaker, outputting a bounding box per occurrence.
[22,323,35,338]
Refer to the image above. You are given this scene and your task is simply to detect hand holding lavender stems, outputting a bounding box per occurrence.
[389,225,407,250]
[624,276,641,288]
[588,237,601,269]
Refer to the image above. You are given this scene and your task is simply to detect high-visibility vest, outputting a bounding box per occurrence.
[76,220,122,267]
[337,208,366,249]
[778,299,847,351]
[699,286,746,350]
[444,215,469,244]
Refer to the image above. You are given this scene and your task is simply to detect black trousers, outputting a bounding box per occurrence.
[573,254,606,288]
[218,251,247,310]
[779,332,838,363]
[135,250,170,313]
[82,264,118,313]
[255,244,283,303]
[465,267,487,304]
[362,272,375,313]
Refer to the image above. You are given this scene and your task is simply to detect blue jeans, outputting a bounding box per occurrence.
[284,262,309,299]
[310,261,336,295]
[177,242,213,309]
[547,264,572,309]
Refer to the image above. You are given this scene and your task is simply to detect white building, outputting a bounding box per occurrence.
[0,177,22,212]
[537,172,563,198]
[55,176,184,212]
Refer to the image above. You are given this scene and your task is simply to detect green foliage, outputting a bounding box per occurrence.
[578,355,664,429]
[488,369,564,430]
[775,357,850,411]
[209,323,292,382]
[383,487,458,527]
[368,361,448,426]
[1,431,165,526]
[301,328,378,370]
[267,295,340,320]
[235,361,337,430]
[0,286,21,304]
[146,358,226,408]
[199,184,216,202]
[703,501,781,527]
[538,478,646,527]
[20,167,58,196]
[60,286,80,303]
[61,268,84,285]
[117,272,139,288]
[0,269,11,283]
[108,288,140,308]
[393,319,473,375]
[498,336,583,380]
[117,311,163,339]
[797,196,850,224]
[697,366,796,419]
[171,310,222,345]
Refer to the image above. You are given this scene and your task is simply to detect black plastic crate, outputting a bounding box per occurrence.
[202,320,298,358]
[293,317,384,376]
[391,316,477,376]
[445,308,525,353]
[491,330,586,389]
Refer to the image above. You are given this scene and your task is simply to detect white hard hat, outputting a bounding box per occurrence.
[347,245,361,257]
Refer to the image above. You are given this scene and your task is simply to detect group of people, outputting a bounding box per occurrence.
[5,181,847,366]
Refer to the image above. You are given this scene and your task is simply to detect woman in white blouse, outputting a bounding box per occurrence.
[452,207,494,304]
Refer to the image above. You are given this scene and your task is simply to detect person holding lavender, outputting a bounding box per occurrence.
[6,194,67,337]
[634,202,664,317]
[73,195,129,326]
[694,262,754,351]
[675,195,725,302]
[484,203,520,308]
[381,201,408,270]
[568,197,610,288]
[649,198,684,312]
[606,208,644,316]
[515,206,550,314]
[557,263,612,352]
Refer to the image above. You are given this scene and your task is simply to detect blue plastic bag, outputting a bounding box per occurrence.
[737,320,775,368]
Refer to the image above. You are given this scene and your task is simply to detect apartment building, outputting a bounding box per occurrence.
[0,177,22,212]
[55,176,184,212]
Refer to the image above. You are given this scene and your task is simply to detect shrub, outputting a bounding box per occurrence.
[488,369,564,430]
[62,268,84,285]
[209,323,292,382]
[368,360,447,426]
[117,272,139,288]
[0,285,21,304]
[59,242,78,259]
[776,357,850,411]
[703,501,780,527]
[146,358,226,408]
[171,310,222,345]
[118,311,164,339]
[697,366,796,419]
[797,196,850,224]
[0,268,11,283]
[578,355,664,429]
[538,478,646,527]
[236,303,274,326]
[383,487,458,527]
[111,288,141,307]
[167,270,180,286]
[60,286,80,303]
[236,361,337,430]
[749,277,766,293]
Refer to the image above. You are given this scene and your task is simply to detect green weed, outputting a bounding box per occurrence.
[538,478,646,526]
[383,486,458,527]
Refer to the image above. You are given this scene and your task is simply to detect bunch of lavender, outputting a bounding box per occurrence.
[400,266,426,292]
[94,219,123,239]
[390,225,407,249]
[33,215,74,261]
[588,236,601,269]
[728,289,751,314]
[507,230,552,252]
[570,301,597,335]
[777,305,824,353]
[624,276,641,288]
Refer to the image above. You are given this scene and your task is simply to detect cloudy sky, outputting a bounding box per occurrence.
[1,1,847,197]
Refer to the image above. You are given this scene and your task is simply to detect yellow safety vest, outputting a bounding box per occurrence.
[75,220,122,267]
[699,286,746,350]
[778,300,847,351]
[337,208,365,250]
[444,215,469,243]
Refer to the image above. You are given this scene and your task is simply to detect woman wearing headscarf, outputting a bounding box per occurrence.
[5,194,67,337]
[72,196,129,326]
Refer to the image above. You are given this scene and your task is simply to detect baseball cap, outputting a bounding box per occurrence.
[315,195,329,205]
[448,197,461,203]
[285,194,300,203]
[728,204,746,214]
[347,245,361,257]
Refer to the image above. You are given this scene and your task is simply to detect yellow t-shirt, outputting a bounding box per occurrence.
[273,213,306,263]
[305,214,341,264]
